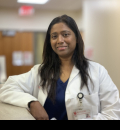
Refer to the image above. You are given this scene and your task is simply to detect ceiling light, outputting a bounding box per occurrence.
[17,0,49,4]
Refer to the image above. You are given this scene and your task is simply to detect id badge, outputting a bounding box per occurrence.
[72,107,93,120]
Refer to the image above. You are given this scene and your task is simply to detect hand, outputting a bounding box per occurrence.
[29,101,49,120]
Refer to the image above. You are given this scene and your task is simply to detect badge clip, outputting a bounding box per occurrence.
[77,93,84,109]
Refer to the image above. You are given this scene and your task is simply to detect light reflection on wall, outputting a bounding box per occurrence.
[90,0,119,10]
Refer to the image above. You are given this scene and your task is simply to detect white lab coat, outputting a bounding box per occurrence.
[0,61,120,120]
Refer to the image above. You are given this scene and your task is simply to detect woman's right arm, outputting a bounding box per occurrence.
[0,65,49,120]
[0,65,39,109]
[29,101,49,120]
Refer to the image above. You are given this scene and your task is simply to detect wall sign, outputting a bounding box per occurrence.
[2,31,16,37]
[85,47,94,60]
[0,56,7,83]
[12,51,33,66]
[19,6,34,16]
[24,52,33,66]
[12,51,24,66]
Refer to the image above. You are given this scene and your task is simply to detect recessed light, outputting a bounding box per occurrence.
[17,0,49,4]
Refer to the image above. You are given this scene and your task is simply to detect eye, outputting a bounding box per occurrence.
[51,35,57,39]
[63,33,70,37]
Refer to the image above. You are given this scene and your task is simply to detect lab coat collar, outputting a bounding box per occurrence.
[68,65,80,86]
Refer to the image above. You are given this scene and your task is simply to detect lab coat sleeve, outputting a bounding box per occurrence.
[93,65,120,120]
[0,65,39,109]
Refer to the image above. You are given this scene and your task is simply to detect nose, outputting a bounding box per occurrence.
[57,35,64,44]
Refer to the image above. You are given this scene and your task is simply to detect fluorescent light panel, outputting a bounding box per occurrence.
[17,0,49,4]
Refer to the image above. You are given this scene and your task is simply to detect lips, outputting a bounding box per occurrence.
[57,46,68,48]
[57,46,68,51]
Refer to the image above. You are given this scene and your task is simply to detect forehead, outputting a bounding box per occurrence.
[50,22,72,34]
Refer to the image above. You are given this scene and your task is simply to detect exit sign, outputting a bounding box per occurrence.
[19,6,34,16]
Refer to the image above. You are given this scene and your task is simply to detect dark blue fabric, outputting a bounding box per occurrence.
[44,78,69,120]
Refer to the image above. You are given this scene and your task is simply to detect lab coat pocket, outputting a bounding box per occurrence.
[83,92,99,115]
[67,92,99,120]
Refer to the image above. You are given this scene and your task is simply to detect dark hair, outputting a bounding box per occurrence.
[39,15,93,102]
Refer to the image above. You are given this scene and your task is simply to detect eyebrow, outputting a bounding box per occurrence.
[51,30,71,35]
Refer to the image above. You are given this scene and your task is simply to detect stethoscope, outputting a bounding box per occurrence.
[77,92,84,108]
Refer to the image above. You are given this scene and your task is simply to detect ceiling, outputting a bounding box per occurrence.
[0,0,83,11]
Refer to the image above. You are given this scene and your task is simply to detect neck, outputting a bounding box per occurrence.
[59,56,74,68]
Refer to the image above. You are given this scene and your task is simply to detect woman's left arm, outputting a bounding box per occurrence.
[93,66,120,120]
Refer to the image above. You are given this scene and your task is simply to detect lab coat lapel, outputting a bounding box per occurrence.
[67,65,80,86]
[38,65,80,106]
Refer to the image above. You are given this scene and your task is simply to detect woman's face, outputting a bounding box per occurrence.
[50,22,77,59]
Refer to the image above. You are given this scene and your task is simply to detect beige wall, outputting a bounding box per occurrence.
[34,32,46,64]
[0,8,83,31]
[83,0,120,91]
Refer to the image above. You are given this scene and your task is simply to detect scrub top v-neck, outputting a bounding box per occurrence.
[44,78,69,120]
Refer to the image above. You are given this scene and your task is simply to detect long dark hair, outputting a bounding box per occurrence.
[39,15,93,102]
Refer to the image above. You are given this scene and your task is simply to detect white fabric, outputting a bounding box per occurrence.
[0,101,35,120]
[0,61,120,120]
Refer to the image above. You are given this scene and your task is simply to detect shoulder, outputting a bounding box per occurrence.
[88,61,107,72]
[31,64,41,72]
[29,64,41,78]
[32,64,41,69]
[88,61,109,80]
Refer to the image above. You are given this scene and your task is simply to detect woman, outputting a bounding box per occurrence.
[0,15,120,120]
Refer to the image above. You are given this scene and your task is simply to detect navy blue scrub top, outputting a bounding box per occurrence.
[44,78,69,120]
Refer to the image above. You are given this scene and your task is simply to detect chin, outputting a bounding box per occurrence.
[58,54,71,58]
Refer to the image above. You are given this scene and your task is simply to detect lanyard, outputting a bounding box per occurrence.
[77,93,84,108]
